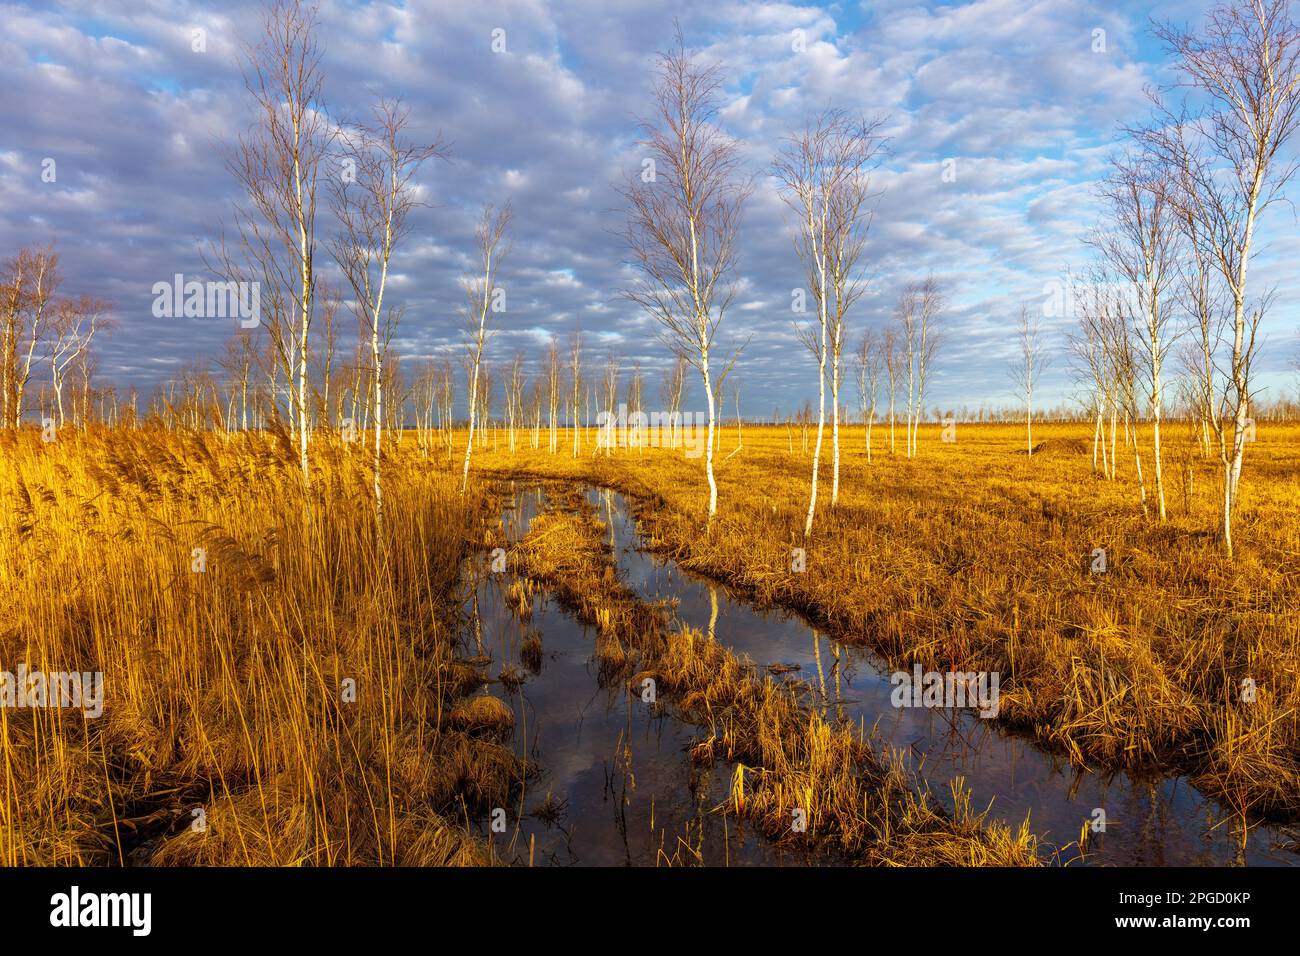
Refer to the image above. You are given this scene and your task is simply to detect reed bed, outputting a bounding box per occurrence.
[5,416,1292,866]
[0,425,521,865]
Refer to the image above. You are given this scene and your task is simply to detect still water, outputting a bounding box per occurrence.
[460,483,1295,866]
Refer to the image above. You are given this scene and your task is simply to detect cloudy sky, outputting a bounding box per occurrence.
[3,0,1298,416]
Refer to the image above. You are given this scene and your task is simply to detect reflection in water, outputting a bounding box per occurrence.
[708,584,718,643]
[462,483,1294,867]
[584,486,1295,868]
[458,483,817,866]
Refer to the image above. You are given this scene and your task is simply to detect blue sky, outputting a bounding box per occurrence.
[2,0,1297,416]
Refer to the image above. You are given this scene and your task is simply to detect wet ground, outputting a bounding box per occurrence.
[459,482,1297,866]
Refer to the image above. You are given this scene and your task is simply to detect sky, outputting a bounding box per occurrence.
[2,0,1298,417]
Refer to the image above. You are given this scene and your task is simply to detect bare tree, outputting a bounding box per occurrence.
[899,288,918,456]
[460,203,511,491]
[619,27,751,518]
[883,325,899,454]
[312,288,340,430]
[822,118,884,501]
[1071,274,1119,478]
[1138,0,1300,555]
[731,378,742,451]
[912,278,944,457]
[855,327,883,462]
[48,295,108,428]
[332,98,445,524]
[1011,305,1047,456]
[545,336,562,454]
[1099,284,1151,513]
[436,357,455,458]
[504,350,526,453]
[600,353,620,455]
[1,246,59,429]
[895,279,944,458]
[774,110,886,533]
[627,361,644,453]
[469,361,494,452]
[408,359,433,455]
[221,0,334,484]
[661,350,688,448]
[529,377,543,449]
[1088,152,1180,517]
[568,331,583,457]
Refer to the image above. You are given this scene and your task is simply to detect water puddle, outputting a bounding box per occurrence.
[584,486,1297,867]
[458,485,820,866]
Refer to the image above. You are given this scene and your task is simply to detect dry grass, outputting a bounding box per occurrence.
[479,420,1300,824]
[5,415,1293,867]
[0,425,523,865]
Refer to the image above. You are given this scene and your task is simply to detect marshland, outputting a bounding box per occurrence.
[3,0,1300,871]
[2,417,1297,866]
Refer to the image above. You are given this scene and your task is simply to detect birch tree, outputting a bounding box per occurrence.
[48,295,108,428]
[774,110,884,533]
[600,353,620,456]
[899,289,918,457]
[911,278,944,457]
[883,326,899,454]
[1101,285,1151,513]
[1138,0,1300,554]
[218,332,256,432]
[529,378,543,449]
[1089,153,1179,518]
[568,331,583,457]
[225,0,334,485]
[855,327,883,462]
[546,336,561,454]
[504,351,525,453]
[436,357,455,458]
[1071,278,1119,478]
[628,362,644,453]
[313,288,339,430]
[1,246,59,429]
[620,28,750,518]
[895,279,944,458]
[1011,305,1047,456]
[332,98,445,524]
[661,350,688,449]
[460,203,512,491]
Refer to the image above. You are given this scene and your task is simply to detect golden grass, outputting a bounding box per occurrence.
[0,425,522,865]
[477,419,1300,824]
[4,415,1293,867]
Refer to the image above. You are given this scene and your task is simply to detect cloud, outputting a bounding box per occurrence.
[0,0,1294,416]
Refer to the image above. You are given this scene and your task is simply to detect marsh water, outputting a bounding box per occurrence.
[461,485,813,866]
[461,483,1296,866]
